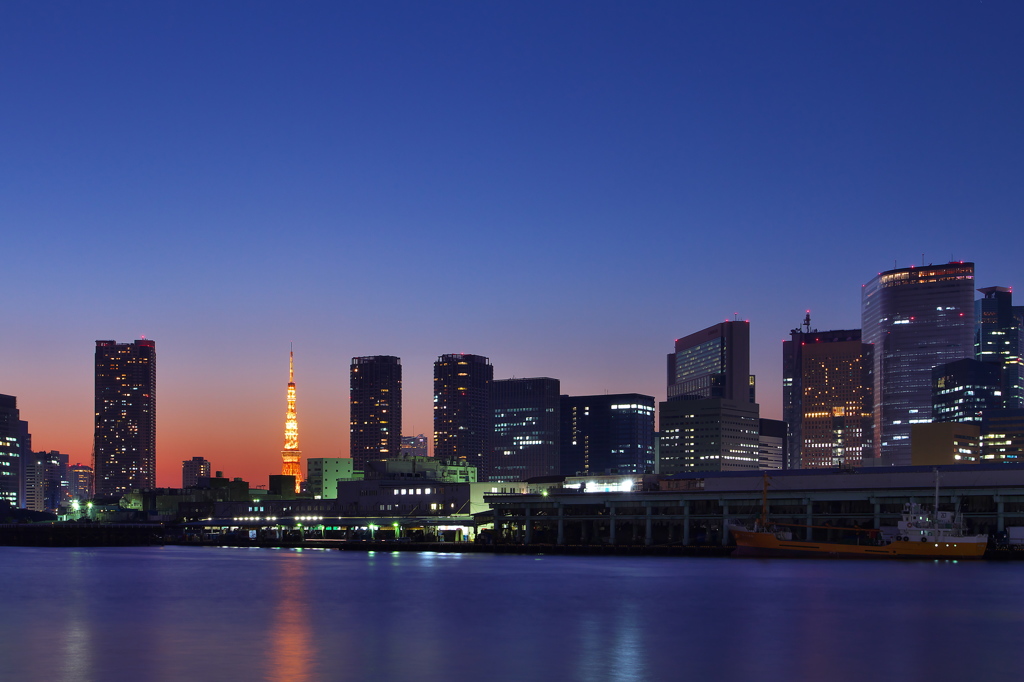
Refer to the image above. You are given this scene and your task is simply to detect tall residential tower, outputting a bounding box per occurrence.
[94,339,155,496]
[350,356,402,472]
[434,354,493,477]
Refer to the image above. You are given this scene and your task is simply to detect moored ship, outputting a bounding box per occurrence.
[731,472,988,559]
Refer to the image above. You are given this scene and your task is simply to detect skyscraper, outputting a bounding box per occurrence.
[932,358,1003,423]
[69,463,94,501]
[433,354,493,476]
[281,349,303,494]
[668,321,754,403]
[491,377,560,481]
[782,320,873,469]
[862,263,975,466]
[94,339,156,497]
[976,286,1024,409]
[350,356,402,472]
[560,394,655,475]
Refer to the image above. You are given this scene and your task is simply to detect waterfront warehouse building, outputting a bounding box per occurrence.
[350,356,402,472]
[433,354,493,477]
[861,263,975,466]
[491,377,560,482]
[783,325,872,470]
[668,321,754,403]
[560,394,655,476]
[659,398,760,474]
[94,339,156,497]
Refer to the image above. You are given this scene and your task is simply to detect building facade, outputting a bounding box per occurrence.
[862,263,975,466]
[94,339,156,497]
[668,321,754,402]
[433,354,493,477]
[350,356,402,472]
[981,409,1024,462]
[783,323,872,469]
[306,457,356,499]
[0,394,29,507]
[560,394,656,476]
[491,377,560,481]
[182,457,211,489]
[976,286,1024,409]
[69,463,94,501]
[658,398,760,474]
[400,434,429,458]
[932,358,1003,423]
[758,418,787,470]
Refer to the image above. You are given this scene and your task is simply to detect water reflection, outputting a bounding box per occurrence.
[268,552,317,682]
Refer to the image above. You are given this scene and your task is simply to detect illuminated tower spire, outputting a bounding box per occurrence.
[281,346,303,493]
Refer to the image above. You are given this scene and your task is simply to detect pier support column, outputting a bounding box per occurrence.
[608,504,617,545]
[683,500,690,546]
[557,504,565,545]
[524,505,532,545]
[721,501,730,546]
[997,497,1005,532]
[645,503,653,546]
[805,498,813,541]
[872,499,880,529]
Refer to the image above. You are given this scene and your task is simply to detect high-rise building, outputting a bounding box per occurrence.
[94,339,156,497]
[22,453,46,512]
[0,394,28,507]
[350,356,402,472]
[69,463,94,501]
[41,451,70,512]
[400,434,429,458]
[491,378,560,481]
[280,349,303,494]
[560,394,655,475]
[862,263,975,466]
[434,354,493,476]
[932,358,1003,423]
[182,456,211,488]
[976,286,1024,409]
[783,322,873,469]
[981,409,1024,462]
[668,321,754,403]
[658,398,760,474]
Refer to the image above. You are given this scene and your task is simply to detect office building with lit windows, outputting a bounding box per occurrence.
[434,354,493,477]
[560,394,655,475]
[783,325,873,469]
[932,358,1003,423]
[350,356,402,472]
[976,286,1024,409]
[94,339,156,497]
[0,394,29,507]
[658,398,760,474]
[491,378,560,481]
[981,409,1024,462]
[69,463,94,501]
[668,321,755,403]
[862,263,975,466]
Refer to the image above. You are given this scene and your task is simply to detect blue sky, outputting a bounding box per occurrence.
[1,2,1021,484]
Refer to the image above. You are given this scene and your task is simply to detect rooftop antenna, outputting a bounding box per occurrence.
[802,311,812,334]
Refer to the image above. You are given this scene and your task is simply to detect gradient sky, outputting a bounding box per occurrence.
[2,2,1022,487]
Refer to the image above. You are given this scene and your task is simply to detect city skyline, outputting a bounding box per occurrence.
[2,4,1022,486]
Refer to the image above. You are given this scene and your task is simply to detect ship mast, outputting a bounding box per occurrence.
[281,345,303,493]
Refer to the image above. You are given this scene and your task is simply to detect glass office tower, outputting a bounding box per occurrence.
[862,263,974,466]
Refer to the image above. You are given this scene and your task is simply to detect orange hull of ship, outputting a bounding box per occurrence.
[731,529,987,559]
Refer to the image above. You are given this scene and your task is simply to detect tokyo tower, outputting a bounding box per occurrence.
[281,347,303,493]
